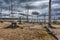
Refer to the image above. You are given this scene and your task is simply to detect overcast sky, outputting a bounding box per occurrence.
[0,0,60,18]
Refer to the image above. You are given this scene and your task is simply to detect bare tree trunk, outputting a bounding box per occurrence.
[26,9,29,23]
[19,17,21,24]
[0,6,3,23]
[48,0,52,27]
[37,15,38,23]
[10,0,17,28]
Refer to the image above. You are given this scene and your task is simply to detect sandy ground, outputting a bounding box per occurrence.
[0,22,56,40]
[52,24,60,27]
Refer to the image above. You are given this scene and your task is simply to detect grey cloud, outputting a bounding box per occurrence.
[0,0,60,16]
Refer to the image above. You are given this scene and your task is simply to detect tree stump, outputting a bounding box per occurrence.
[11,22,17,28]
[0,21,3,23]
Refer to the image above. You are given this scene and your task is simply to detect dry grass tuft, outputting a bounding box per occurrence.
[0,22,56,40]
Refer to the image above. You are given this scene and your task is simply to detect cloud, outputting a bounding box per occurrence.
[0,0,60,19]
[52,3,60,9]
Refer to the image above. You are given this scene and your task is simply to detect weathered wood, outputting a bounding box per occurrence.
[45,26,58,40]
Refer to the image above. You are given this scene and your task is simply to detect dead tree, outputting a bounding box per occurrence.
[48,0,52,28]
